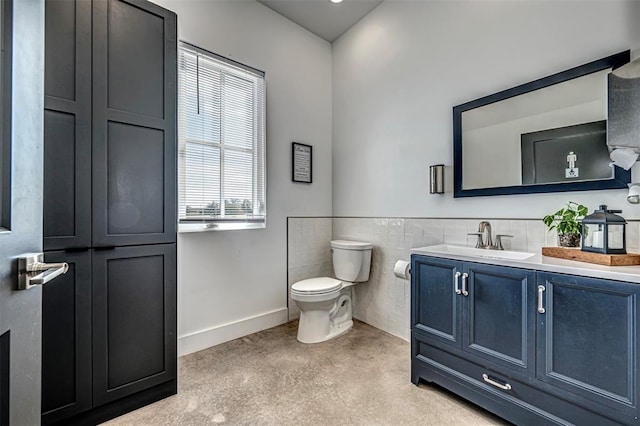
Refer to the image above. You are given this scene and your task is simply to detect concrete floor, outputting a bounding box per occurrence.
[104,320,507,425]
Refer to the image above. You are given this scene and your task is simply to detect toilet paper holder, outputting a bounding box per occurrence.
[394,260,411,280]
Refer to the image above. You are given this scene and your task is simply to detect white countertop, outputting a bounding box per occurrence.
[411,244,640,284]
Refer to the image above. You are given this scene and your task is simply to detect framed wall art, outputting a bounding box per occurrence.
[292,142,312,184]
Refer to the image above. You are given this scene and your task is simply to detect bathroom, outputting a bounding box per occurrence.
[1,0,640,424]
[176,0,640,355]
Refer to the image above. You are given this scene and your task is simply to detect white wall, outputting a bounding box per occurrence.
[151,0,332,355]
[333,0,640,219]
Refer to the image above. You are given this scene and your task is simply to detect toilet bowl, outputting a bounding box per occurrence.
[291,240,372,344]
[291,278,353,343]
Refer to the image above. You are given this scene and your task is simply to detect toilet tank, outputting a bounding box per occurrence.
[331,240,373,283]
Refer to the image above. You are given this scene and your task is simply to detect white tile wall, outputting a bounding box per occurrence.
[287,218,332,320]
[627,221,640,252]
[288,217,640,341]
[331,218,412,339]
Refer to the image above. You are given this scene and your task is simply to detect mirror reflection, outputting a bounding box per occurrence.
[462,70,609,190]
[454,51,630,198]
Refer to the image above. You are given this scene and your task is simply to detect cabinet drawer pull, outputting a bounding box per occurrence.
[482,373,512,391]
[454,271,462,295]
[537,285,546,314]
[461,273,469,296]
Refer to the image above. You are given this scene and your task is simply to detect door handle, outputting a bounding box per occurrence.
[454,271,462,295]
[537,285,546,314]
[18,253,69,290]
[461,273,469,296]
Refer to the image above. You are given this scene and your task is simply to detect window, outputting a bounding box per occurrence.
[178,42,265,231]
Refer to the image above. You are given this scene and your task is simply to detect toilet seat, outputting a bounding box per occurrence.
[291,277,342,295]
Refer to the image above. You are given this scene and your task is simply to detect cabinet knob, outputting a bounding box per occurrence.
[454,271,462,295]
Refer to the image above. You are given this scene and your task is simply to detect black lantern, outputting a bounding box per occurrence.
[581,205,626,254]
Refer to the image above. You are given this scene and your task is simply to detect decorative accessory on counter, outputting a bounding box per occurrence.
[581,205,626,254]
[429,164,444,194]
[541,247,640,266]
[558,233,581,248]
[542,201,588,248]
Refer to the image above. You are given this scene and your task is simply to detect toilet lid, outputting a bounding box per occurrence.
[292,277,342,295]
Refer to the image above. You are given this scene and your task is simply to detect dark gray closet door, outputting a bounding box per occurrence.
[92,0,177,247]
[43,0,91,250]
[41,250,92,425]
[92,244,177,405]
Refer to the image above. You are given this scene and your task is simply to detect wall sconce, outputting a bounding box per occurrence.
[430,164,444,194]
[628,183,640,204]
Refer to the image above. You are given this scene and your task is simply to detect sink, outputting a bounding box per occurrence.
[416,244,537,261]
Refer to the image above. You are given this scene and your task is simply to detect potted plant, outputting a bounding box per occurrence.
[543,201,588,248]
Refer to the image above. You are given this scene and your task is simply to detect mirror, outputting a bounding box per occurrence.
[454,51,630,198]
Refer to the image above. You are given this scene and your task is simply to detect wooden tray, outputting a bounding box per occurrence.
[542,246,640,266]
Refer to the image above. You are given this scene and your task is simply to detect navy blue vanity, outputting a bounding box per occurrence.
[411,247,640,425]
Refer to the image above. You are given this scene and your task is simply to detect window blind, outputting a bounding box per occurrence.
[178,43,266,230]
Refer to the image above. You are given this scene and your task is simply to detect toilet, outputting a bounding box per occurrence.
[291,240,372,343]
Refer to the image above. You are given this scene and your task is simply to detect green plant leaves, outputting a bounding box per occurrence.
[541,201,588,236]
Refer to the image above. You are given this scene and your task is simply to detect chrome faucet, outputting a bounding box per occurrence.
[468,221,513,250]
[478,221,493,248]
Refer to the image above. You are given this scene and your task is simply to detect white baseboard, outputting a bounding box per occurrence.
[178,308,289,357]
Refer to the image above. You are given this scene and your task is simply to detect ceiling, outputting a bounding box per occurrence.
[257,0,383,42]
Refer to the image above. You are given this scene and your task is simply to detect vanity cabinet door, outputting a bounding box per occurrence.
[411,256,462,350]
[537,272,639,422]
[462,263,535,378]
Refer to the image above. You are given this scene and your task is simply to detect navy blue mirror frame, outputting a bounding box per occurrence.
[453,50,631,198]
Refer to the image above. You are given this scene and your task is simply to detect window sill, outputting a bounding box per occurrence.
[178,222,266,233]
